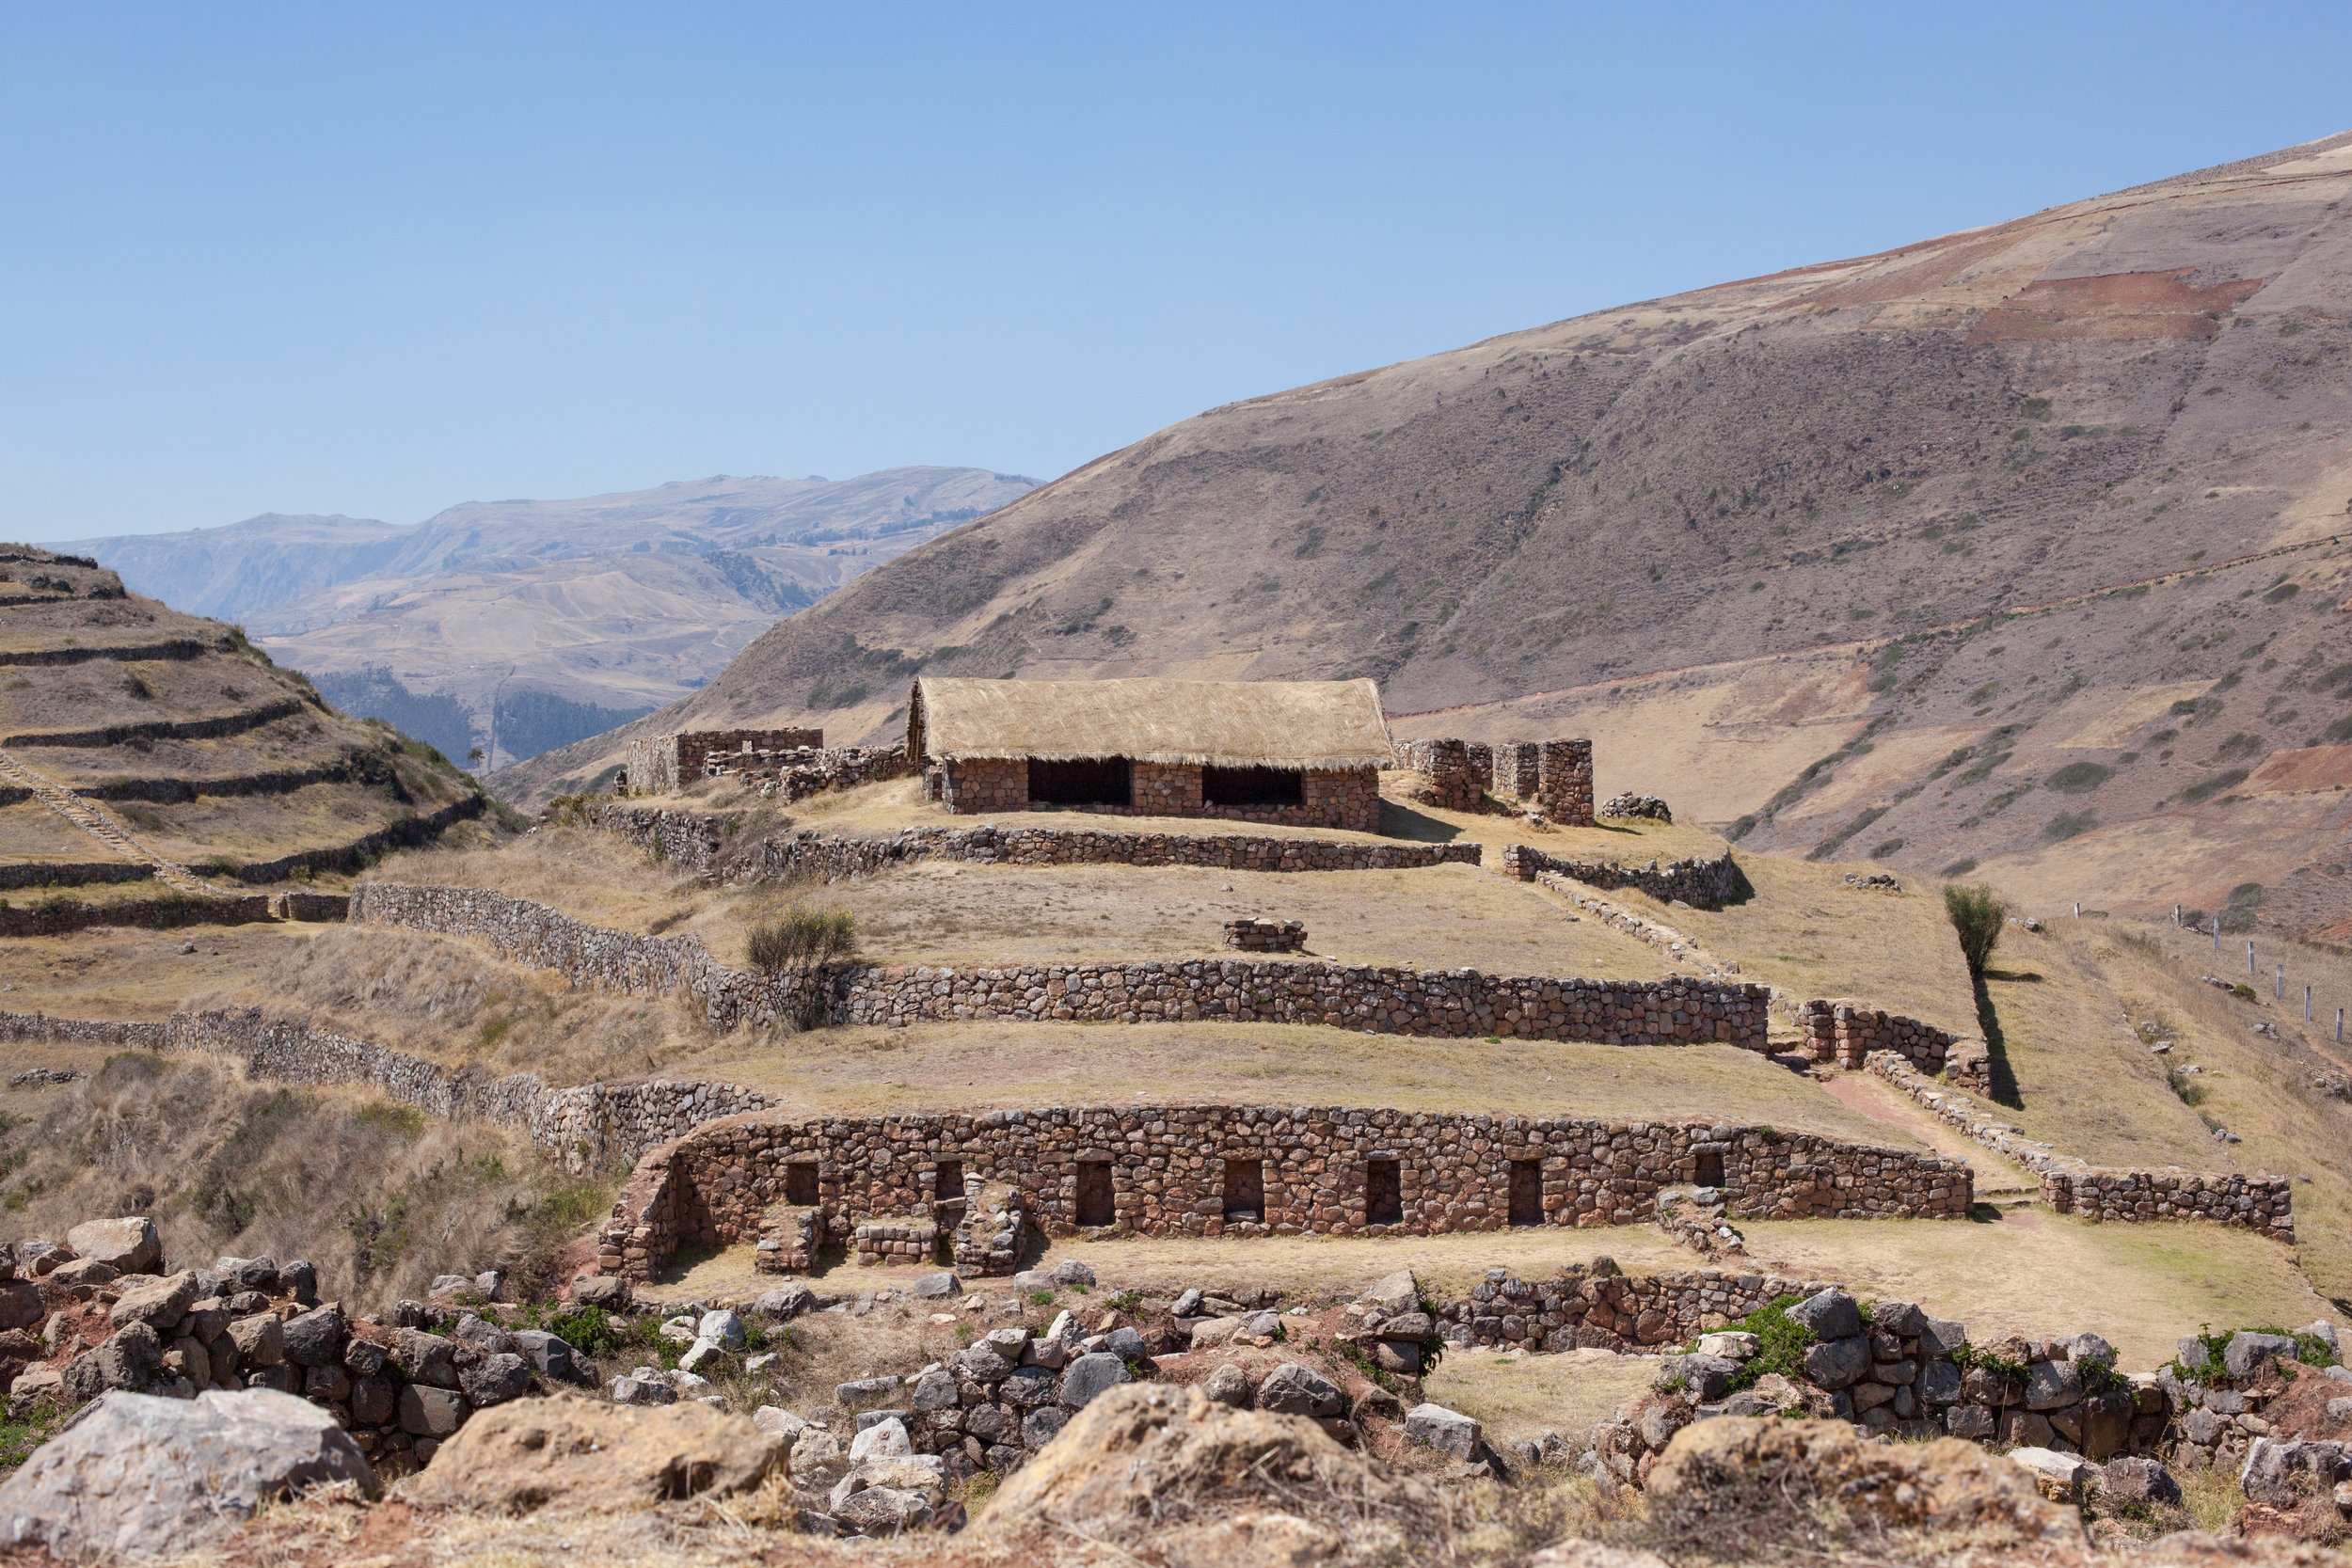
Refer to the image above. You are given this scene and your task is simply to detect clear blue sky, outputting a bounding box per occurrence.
[6,3,2349,538]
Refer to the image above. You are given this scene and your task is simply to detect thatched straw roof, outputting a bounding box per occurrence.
[908,677,1392,769]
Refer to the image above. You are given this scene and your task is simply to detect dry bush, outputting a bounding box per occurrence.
[0,1053,609,1309]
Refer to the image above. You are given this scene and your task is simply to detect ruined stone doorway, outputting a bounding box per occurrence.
[786,1163,818,1207]
[1508,1160,1542,1227]
[1222,1159,1264,1223]
[1365,1159,1401,1226]
[1076,1160,1115,1227]
[1694,1150,1724,1189]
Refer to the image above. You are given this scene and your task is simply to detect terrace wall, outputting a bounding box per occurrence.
[1499,843,1742,909]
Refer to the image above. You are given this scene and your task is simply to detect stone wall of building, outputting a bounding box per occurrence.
[1539,739,1595,826]
[1398,739,1485,812]
[937,758,1380,832]
[351,881,1767,1044]
[1490,742,1540,801]
[1499,843,1741,909]
[1868,1052,2293,1242]
[595,1103,1973,1281]
[1798,1000,1965,1074]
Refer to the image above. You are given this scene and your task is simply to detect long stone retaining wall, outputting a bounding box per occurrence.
[0,862,153,891]
[584,808,1485,883]
[1499,843,1741,909]
[2,696,308,750]
[1867,1051,2294,1242]
[0,894,275,937]
[596,1104,1974,1281]
[349,881,1770,1044]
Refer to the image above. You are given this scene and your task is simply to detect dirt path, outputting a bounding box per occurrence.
[1818,1069,2041,1198]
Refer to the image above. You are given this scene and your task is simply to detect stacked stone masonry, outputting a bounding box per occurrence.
[1868,1052,2293,1241]
[937,757,1381,832]
[1799,999,1967,1074]
[1489,742,1540,801]
[1500,843,1742,910]
[1397,739,1486,813]
[354,882,1766,1044]
[1538,739,1595,826]
[1223,919,1306,953]
[595,1103,1971,1282]
[588,809,1484,883]
[623,727,825,796]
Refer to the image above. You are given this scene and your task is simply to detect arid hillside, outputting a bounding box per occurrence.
[0,545,487,898]
[500,132,2352,937]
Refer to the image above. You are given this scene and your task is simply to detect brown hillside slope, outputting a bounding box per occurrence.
[501,131,2352,935]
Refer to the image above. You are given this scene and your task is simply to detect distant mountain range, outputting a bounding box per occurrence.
[501,130,2352,942]
[48,467,1036,767]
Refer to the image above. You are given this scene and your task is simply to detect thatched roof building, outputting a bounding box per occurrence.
[907,677,1391,831]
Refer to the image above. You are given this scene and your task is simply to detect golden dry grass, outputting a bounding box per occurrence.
[691,1025,1906,1141]
[0,1053,608,1310]
[1426,1348,1658,1446]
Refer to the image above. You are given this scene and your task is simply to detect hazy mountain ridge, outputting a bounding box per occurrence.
[496,130,2352,936]
[46,467,1038,767]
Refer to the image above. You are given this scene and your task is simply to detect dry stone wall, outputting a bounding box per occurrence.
[1500,843,1742,909]
[937,758,1381,832]
[1539,739,1595,826]
[1868,1052,2293,1241]
[596,1103,1972,1281]
[0,862,152,891]
[1799,1000,1967,1074]
[358,881,1761,1045]
[624,728,824,795]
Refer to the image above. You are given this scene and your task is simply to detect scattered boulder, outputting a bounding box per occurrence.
[1359,1270,1421,1314]
[2099,1454,2181,1508]
[1404,1402,1482,1460]
[2225,1330,2303,1383]
[1059,1352,1130,1410]
[405,1390,783,1515]
[1256,1362,1343,1419]
[0,1388,373,1560]
[1785,1290,1861,1342]
[1047,1260,1097,1289]
[850,1418,913,1460]
[697,1308,747,1350]
[913,1272,961,1299]
[1200,1365,1253,1408]
[571,1275,632,1310]
[0,1279,43,1333]
[107,1270,198,1331]
[752,1282,814,1319]
[2008,1446,2090,1502]
[64,1217,161,1275]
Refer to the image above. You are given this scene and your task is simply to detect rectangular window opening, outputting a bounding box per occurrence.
[1075,1160,1116,1227]
[1694,1150,1724,1189]
[1365,1159,1402,1227]
[1508,1160,1543,1227]
[1202,764,1304,806]
[1222,1159,1265,1223]
[1029,756,1133,806]
[936,1160,964,1204]
[785,1164,818,1207]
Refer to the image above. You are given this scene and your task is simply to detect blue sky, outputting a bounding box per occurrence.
[6,3,2350,537]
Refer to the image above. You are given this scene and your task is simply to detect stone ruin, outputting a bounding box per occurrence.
[1600,792,1672,822]
[1394,737,1595,825]
[1223,918,1305,952]
[622,727,825,796]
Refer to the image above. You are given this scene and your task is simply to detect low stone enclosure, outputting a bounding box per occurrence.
[595,1105,1976,1282]
[349,881,1774,1044]
[1395,737,1595,825]
[621,726,824,796]
[1870,1052,2295,1243]
[584,808,1485,884]
[1500,842,1741,910]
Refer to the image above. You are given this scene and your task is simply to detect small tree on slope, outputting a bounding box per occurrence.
[1943,882,2007,981]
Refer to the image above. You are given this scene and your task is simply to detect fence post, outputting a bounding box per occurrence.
[2278,964,2285,1000]
[2249,942,2256,975]
[2309,985,2315,1022]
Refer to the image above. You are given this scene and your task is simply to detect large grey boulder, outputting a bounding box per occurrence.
[0,1388,373,1560]
[108,1271,198,1331]
[571,1275,632,1310]
[65,1217,161,1275]
[1786,1290,1861,1342]
[1359,1270,1422,1314]
[2224,1331,2302,1383]
[1404,1402,1482,1459]
[1058,1352,1130,1410]
[1255,1362,1343,1418]
[1803,1337,1872,1391]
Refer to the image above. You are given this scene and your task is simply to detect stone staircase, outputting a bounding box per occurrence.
[0,750,216,896]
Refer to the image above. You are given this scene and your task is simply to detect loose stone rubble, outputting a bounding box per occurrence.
[1600,793,1673,823]
[1223,918,1306,952]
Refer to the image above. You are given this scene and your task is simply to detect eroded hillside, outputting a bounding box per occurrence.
[501,132,2352,936]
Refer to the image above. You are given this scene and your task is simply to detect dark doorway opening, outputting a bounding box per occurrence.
[936,1160,964,1204]
[1075,1161,1115,1227]
[1365,1159,1402,1227]
[1693,1150,1724,1189]
[1202,765,1304,806]
[1030,756,1133,806]
[785,1164,818,1206]
[1222,1159,1265,1223]
[1508,1160,1543,1227]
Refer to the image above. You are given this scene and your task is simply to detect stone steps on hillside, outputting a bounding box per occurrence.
[0,749,215,896]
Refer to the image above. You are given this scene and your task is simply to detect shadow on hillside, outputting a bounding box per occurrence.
[1972,973,2025,1109]
[1376,800,1463,842]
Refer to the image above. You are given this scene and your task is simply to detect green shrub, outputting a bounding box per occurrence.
[1723,1295,1815,1391]
[2044,761,2112,794]
[747,906,858,973]
[1942,883,2007,979]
